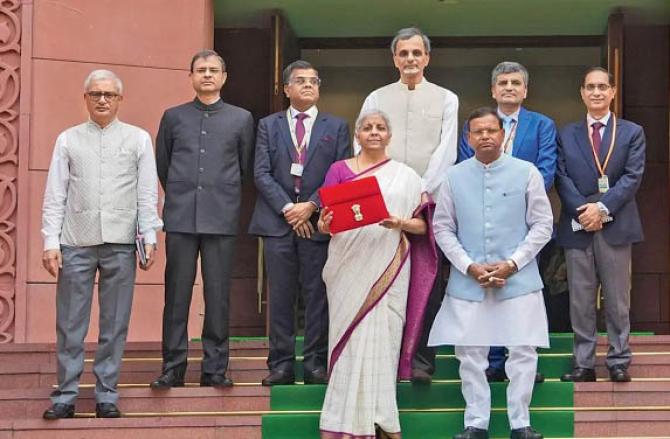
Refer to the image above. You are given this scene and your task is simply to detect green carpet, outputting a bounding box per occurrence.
[263,411,574,438]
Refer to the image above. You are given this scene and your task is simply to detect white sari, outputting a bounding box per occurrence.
[320,160,422,439]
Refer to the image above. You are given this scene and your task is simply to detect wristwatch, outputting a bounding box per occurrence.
[506,259,517,272]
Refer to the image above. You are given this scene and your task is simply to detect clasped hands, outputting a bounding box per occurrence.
[467,261,517,289]
[284,202,317,239]
[576,202,606,232]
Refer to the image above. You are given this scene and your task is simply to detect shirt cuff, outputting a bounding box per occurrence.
[597,201,609,215]
[143,230,157,245]
[44,236,61,251]
[281,202,295,214]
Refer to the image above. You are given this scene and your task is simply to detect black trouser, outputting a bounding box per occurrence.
[412,251,448,374]
[264,233,329,374]
[162,232,235,376]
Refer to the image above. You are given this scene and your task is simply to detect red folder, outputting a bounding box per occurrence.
[319,176,390,234]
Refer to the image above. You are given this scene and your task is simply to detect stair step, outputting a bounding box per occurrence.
[0,416,261,439]
[574,410,670,437]
[0,387,270,419]
[270,381,573,411]
[575,381,670,407]
[262,410,574,438]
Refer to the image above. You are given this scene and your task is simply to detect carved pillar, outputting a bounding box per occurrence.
[0,0,21,343]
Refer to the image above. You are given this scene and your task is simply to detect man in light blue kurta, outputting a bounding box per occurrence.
[429,108,552,439]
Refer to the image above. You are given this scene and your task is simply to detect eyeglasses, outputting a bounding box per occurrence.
[582,83,612,92]
[289,77,321,86]
[470,128,502,138]
[86,91,120,101]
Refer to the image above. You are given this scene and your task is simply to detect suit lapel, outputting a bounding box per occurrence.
[303,112,327,169]
[573,120,599,176]
[598,115,617,162]
[277,112,296,160]
[512,107,530,157]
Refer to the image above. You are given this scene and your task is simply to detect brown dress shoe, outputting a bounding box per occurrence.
[410,368,432,385]
[262,369,295,386]
[609,365,631,382]
[43,403,75,420]
[560,367,596,382]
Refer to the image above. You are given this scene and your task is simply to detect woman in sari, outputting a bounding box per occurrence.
[318,110,434,438]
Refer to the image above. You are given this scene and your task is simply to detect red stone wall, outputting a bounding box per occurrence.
[8,0,214,343]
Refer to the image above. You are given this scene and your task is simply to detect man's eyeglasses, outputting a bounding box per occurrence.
[582,83,612,92]
[86,91,120,101]
[289,77,321,86]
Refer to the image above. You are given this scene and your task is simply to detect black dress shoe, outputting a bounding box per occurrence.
[453,426,489,439]
[200,373,234,387]
[534,372,545,383]
[262,369,295,386]
[150,369,185,389]
[410,368,432,385]
[609,365,631,382]
[560,367,596,382]
[95,403,121,418]
[510,426,543,439]
[43,403,75,420]
[303,367,328,385]
[485,367,507,382]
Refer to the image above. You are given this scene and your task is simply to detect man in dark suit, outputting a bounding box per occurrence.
[249,60,350,386]
[151,50,254,388]
[459,61,557,384]
[557,67,645,383]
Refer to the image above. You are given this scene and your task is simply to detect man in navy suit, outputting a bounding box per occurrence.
[249,60,350,386]
[459,62,557,384]
[557,67,645,383]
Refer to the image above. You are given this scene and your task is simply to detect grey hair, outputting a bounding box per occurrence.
[355,109,393,136]
[282,60,317,84]
[491,61,529,87]
[390,27,431,54]
[84,69,123,94]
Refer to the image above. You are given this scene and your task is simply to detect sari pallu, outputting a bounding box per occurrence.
[319,160,436,439]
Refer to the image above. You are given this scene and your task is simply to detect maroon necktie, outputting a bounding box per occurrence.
[591,121,604,156]
[294,113,309,193]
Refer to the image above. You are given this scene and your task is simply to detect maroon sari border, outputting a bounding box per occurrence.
[343,158,392,182]
[320,428,401,439]
[328,235,411,374]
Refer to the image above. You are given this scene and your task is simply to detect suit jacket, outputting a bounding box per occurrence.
[156,98,254,235]
[458,106,558,190]
[555,116,645,249]
[248,110,351,241]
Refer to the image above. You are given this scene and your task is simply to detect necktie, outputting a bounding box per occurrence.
[591,121,604,156]
[502,116,515,154]
[296,112,309,163]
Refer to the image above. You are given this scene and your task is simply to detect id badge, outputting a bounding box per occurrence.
[290,163,304,177]
[598,175,610,193]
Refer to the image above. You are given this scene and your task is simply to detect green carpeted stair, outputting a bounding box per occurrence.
[262,334,585,438]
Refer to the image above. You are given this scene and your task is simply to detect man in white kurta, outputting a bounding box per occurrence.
[429,108,552,439]
[356,26,459,384]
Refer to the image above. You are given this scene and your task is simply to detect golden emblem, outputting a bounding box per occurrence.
[351,204,363,222]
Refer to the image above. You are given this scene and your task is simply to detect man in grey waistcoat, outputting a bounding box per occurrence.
[151,50,254,389]
[356,27,459,384]
[41,69,163,419]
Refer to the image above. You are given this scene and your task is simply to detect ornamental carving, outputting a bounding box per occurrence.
[0,0,20,343]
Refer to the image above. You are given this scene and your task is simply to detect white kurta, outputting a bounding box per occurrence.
[428,161,552,348]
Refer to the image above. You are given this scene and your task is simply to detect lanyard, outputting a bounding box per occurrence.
[502,119,518,153]
[286,109,308,164]
[587,114,617,177]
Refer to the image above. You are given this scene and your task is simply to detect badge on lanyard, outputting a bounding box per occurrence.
[598,175,610,193]
[588,114,617,194]
[290,163,304,177]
